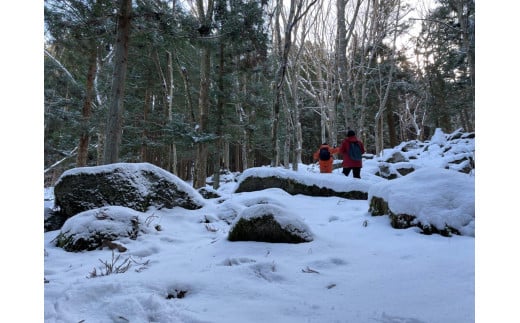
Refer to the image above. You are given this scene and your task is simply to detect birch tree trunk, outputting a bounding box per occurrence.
[103,0,131,164]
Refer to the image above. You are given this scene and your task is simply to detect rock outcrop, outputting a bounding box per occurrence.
[228,204,313,243]
[49,163,205,230]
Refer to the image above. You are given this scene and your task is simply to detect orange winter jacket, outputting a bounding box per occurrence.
[313,144,339,173]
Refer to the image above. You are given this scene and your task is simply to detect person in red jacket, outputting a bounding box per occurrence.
[313,143,339,173]
[339,130,365,178]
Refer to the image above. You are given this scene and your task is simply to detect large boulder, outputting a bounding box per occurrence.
[235,167,368,200]
[368,167,474,237]
[53,163,205,222]
[228,204,313,243]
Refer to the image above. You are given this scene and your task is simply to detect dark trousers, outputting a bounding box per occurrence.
[343,167,361,178]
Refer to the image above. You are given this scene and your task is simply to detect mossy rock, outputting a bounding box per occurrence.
[53,163,204,220]
[389,213,417,229]
[371,197,463,237]
[236,176,367,200]
[417,223,461,237]
[56,231,126,252]
[228,215,311,243]
[368,196,390,216]
[55,206,149,252]
[228,204,313,243]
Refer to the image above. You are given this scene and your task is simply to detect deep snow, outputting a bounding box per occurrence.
[41,129,478,323]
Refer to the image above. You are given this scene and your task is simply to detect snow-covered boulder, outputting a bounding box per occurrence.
[371,128,475,179]
[228,204,313,243]
[198,187,221,199]
[55,206,156,252]
[375,162,416,180]
[384,151,408,163]
[235,167,368,200]
[368,167,475,237]
[53,163,205,221]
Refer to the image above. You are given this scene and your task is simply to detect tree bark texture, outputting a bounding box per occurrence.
[77,46,97,166]
[193,42,211,188]
[103,0,132,164]
[193,0,214,189]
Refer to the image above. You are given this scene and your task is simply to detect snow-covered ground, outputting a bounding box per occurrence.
[40,129,480,323]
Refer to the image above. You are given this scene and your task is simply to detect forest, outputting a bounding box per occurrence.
[43,0,475,188]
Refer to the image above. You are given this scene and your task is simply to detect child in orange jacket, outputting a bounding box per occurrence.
[313,143,339,173]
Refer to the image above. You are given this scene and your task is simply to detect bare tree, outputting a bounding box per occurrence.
[373,0,403,155]
[336,0,363,132]
[297,1,339,148]
[270,0,318,167]
[283,0,318,170]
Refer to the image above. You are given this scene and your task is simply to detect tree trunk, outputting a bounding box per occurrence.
[223,140,230,171]
[235,71,249,170]
[271,0,318,167]
[374,0,401,155]
[77,46,97,166]
[97,128,104,165]
[193,0,214,189]
[270,0,283,167]
[166,51,175,172]
[213,43,225,190]
[246,74,257,169]
[154,49,176,172]
[193,45,211,188]
[291,68,302,170]
[103,0,132,164]
[386,101,398,147]
[283,93,291,169]
[140,88,150,162]
[357,0,376,141]
[336,0,362,131]
[174,51,195,123]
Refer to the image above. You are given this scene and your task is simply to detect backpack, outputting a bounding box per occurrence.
[349,142,362,161]
[319,147,331,161]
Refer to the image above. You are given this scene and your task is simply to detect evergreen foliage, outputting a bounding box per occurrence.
[44,0,474,185]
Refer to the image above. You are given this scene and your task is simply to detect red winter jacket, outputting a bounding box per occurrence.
[339,136,365,168]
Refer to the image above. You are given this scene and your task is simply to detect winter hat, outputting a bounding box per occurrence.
[347,130,356,137]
